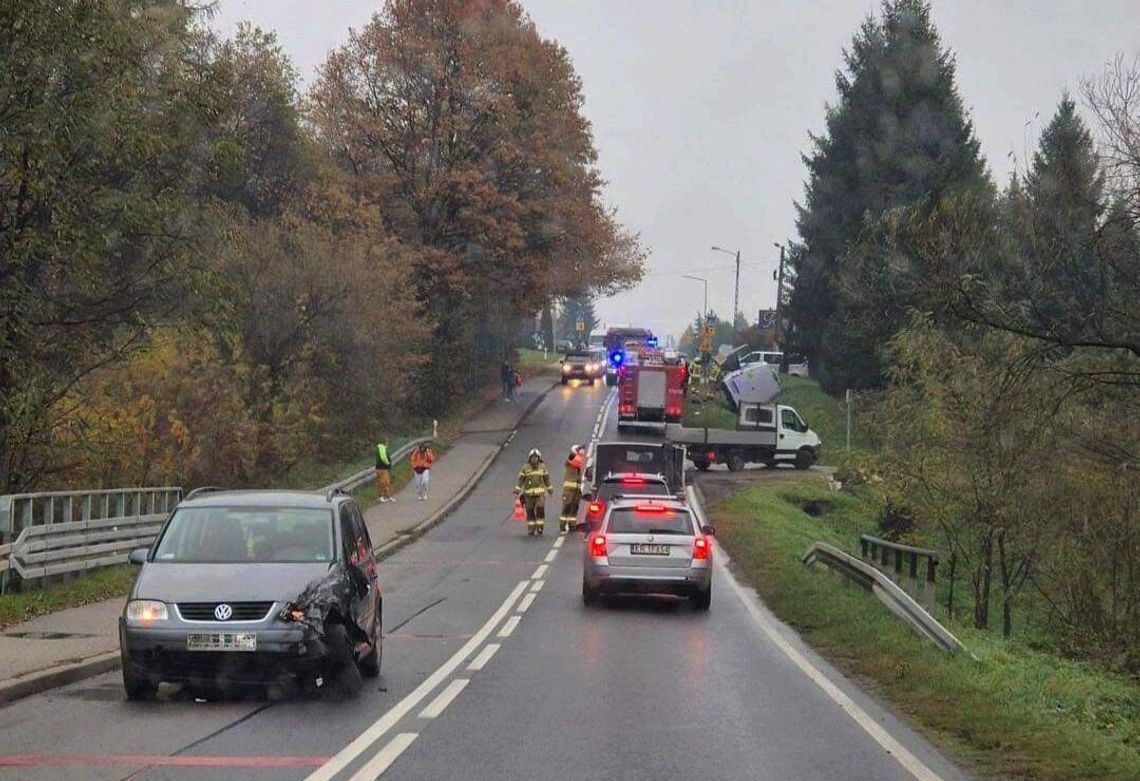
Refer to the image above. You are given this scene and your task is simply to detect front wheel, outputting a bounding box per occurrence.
[692,458,711,471]
[561,377,568,385]
[588,378,595,386]
[794,449,815,471]
[122,659,159,701]
[358,640,381,678]
[725,451,745,472]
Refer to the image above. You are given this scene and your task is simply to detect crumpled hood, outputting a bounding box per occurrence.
[133,562,335,603]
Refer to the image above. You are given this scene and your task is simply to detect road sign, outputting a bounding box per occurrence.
[698,326,715,354]
[575,320,586,332]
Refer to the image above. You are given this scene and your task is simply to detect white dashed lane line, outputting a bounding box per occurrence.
[497,616,521,638]
[552,536,565,549]
[517,593,537,613]
[418,679,470,720]
[531,564,548,580]
[530,580,545,593]
[346,733,419,781]
[543,549,558,563]
[305,581,528,781]
[467,644,501,672]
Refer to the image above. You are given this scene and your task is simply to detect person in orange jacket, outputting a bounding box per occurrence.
[410,443,436,501]
[559,445,586,533]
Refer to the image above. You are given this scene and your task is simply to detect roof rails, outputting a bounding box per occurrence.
[183,486,228,501]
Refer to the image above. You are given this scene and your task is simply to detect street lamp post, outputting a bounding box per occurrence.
[711,245,740,324]
[681,274,708,323]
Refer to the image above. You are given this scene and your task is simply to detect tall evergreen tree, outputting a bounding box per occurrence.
[557,296,597,344]
[789,0,989,392]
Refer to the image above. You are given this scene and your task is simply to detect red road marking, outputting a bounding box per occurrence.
[0,755,329,768]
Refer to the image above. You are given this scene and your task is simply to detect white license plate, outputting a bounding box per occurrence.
[630,544,670,556]
[186,633,257,652]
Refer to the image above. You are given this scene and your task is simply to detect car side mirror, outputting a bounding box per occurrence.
[701,524,715,536]
[128,548,148,565]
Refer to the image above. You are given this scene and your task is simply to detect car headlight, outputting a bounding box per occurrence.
[126,600,169,622]
[562,364,570,372]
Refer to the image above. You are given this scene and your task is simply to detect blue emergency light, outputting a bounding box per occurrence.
[645,336,658,348]
[609,349,624,367]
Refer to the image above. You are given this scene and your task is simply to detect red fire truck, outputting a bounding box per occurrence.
[617,349,687,430]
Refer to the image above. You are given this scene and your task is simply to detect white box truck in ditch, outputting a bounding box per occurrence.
[665,402,821,471]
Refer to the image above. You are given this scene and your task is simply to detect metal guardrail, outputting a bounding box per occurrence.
[317,437,435,495]
[859,534,939,612]
[0,488,182,592]
[802,542,971,656]
[0,433,438,589]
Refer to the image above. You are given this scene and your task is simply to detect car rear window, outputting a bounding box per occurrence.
[597,479,669,501]
[153,507,335,563]
[606,507,694,535]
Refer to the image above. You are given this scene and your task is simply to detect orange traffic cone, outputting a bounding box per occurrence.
[513,496,526,521]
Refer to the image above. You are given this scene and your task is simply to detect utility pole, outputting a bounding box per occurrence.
[733,249,741,326]
[773,243,786,347]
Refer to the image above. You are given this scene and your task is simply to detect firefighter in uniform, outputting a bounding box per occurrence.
[559,445,586,534]
[515,449,553,536]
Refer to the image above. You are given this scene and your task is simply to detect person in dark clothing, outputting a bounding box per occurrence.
[501,360,515,402]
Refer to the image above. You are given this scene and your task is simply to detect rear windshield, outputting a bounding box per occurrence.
[597,480,668,501]
[153,507,335,563]
[606,507,694,535]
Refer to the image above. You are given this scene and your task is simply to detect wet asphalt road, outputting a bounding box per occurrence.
[0,381,969,781]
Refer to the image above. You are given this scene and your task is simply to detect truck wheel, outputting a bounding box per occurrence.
[588,377,595,386]
[726,452,745,472]
[692,458,710,471]
[561,377,568,385]
[794,449,814,470]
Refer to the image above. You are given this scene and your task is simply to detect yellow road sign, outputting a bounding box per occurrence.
[575,320,586,332]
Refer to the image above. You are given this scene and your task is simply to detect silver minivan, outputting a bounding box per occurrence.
[581,498,713,610]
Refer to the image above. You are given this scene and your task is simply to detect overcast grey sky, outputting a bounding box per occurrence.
[212,1,1139,340]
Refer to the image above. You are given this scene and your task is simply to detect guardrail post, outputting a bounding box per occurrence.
[906,552,919,597]
[925,559,938,612]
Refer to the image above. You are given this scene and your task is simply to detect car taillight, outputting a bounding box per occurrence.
[588,501,604,518]
[706,451,716,461]
[692,536,710,560]
[634,504,666,513]
[621,477,645,485]
[589,534,608,558]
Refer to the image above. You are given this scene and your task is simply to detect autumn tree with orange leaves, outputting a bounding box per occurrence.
[310,0,645,411]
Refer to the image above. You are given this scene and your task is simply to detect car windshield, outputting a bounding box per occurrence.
[565,352,590,360]
[153,506,335,563]
[597,480,668,501]
[606,507,694,535]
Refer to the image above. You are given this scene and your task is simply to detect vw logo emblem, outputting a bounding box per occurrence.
[214,603,233,621]
[648,535,655,543]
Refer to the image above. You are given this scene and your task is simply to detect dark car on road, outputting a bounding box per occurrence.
[560,350,599,385]
[119,489,382,700]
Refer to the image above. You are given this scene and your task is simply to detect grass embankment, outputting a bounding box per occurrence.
[708,471,1140,780]
[0,565,138,629]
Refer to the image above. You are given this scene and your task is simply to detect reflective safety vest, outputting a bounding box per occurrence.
[517,463,551,496]
[563,454,583,490]
[376,443,391,470]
